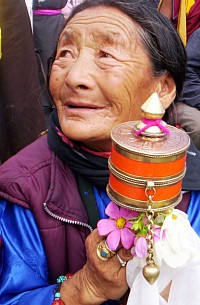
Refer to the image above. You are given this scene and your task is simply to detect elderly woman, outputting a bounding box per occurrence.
[1,0,198,304]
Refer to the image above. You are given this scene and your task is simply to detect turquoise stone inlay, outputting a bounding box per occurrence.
[101,251,108,258]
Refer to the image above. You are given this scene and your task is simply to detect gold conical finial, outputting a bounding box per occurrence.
[141,92,165,119]
[135,92,169,137]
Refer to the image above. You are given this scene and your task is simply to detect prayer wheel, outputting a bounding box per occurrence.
[107,93,190,212]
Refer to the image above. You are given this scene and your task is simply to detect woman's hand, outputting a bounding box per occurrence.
[60,229,133,305]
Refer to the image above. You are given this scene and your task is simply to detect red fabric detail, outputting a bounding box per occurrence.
[172,0,200,41]
[51,300,65,305]
[66,273,73,279]
[57,128,111,158]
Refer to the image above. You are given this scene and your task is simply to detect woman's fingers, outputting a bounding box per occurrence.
[115,247,133,267]
[83,229,133,301]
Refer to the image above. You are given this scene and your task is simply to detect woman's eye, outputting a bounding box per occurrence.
[59,50,72,58]
[59,50,68,57]
[100,51,113,58]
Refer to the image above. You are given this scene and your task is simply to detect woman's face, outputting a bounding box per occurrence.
[50,6,160,151]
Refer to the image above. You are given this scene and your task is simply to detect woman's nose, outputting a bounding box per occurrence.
[65,52,96,91]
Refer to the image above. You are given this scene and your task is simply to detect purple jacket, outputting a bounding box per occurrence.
[0,135,92,283]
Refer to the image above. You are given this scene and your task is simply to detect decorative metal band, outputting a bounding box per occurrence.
[113,142,187,163]
[106,185,182,212]
[108,159,186,187]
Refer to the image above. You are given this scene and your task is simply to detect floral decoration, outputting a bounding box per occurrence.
[97,201,168,257]
[154,209,200,267]
[97,201,137,251]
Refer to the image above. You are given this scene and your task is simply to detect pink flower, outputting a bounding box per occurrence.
[131,226,166,258]
[153,225,166,242]
[97,201,138,251]
[132,236,148,258]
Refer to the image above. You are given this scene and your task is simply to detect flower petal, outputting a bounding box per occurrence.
[120,208,139,219]
[120,227,135,249]
[153,226,166,242]
[106,229,121,251]
[97,219,116,236]
[125,221,133,229]
[134,236,147,258]
[105,201,120,219]
[153,226,162,242]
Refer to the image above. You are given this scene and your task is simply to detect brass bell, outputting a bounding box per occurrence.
[142,263,160,285]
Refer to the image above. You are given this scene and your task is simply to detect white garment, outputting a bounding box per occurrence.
[126,209,200,304]
[127,260,200,305]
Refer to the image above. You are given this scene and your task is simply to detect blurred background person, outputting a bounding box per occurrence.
[176,27,200,150]
[158,0,200,45]
[33,0,68,123]
[0,0,46,164]
[158,0,200,150]
[61,0,83,19]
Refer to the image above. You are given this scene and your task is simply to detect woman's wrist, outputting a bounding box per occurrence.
[52,275,74,305]
[60,268,107,305]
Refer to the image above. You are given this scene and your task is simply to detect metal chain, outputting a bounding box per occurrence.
[146,195,155,264]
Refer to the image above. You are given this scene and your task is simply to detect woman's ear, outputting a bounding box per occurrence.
[156,72,176,109]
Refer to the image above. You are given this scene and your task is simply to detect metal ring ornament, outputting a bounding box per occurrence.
[116,253,127,267]
[97,240,116,261]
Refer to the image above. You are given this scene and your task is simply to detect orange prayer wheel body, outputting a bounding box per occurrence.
[107,121,190,211]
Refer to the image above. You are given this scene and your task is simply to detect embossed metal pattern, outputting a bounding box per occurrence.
[111,121,190,159]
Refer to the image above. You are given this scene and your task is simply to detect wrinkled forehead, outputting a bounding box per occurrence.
[58,6,144,49]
